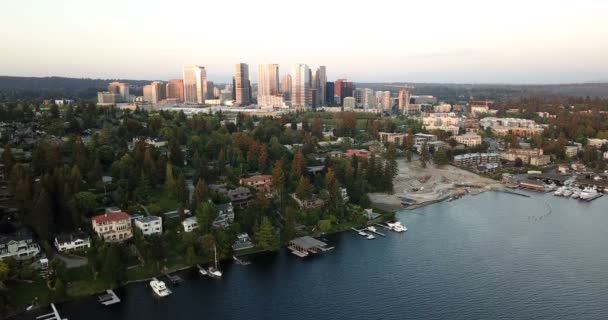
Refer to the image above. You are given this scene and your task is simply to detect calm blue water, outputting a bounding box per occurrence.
[27,192,608,319]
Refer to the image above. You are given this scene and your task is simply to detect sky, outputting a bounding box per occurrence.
[1,0,608,84]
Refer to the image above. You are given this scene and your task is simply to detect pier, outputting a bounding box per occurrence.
[164,272,184,285]
[98,289,121,306]
[496,189,531,197]
[233,255,251,265]
[36,303,66,320]
[288,236,333,258]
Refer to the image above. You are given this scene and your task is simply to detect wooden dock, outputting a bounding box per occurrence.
[98,289,121,306]
[164,272,183,285]
[36,303,66,320]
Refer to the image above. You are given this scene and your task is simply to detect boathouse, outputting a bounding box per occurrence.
[288,236,331,258]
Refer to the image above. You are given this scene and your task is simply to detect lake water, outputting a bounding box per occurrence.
[25,192,608,319]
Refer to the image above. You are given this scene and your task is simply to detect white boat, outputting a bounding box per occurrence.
[366,233,375,240]
[387,221,407,233]
[208,245,223,278]
[150,278,171,297]
[357,230,367,237]
[554,187,565,196]
[580,187,598,200]
[572,190,581,199]
[367,226,377,233]
[197,264,207,276]
[563,189,573,197]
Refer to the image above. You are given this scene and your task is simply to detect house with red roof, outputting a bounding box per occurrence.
[91,208,133,242]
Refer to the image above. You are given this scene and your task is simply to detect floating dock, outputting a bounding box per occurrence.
[495,189,531,197]
[98,289,121,306]
[233,255,251,265]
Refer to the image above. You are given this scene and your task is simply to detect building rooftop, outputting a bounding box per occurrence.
[92,211,130,224]
[55,231,89,244]
[135,216,161,223]
[289,236,328,250]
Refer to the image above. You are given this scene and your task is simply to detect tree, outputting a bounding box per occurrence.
[255,217,279,251]
[195,202,217,234]
[292,150,307,178]
[405,149,412,162]
[271,160,286,202]
[176,173,187,205]
[433,149,449,166]
[192,178,208,208]
[1,144,15,178]
[295,176,313,200]
[198,233,216,259]
[0,261,9,281]
[311,117,323,138]
[420,142,430,168]
[30,187,54,240]
[164,162,176,195]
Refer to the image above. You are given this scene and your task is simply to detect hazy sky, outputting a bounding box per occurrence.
[1,0,608,84]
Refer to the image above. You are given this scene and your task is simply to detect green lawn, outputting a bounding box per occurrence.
[9,280,50,310]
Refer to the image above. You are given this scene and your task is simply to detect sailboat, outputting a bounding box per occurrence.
[208,245,223,278]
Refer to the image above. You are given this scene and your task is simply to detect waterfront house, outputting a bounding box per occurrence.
[212,203,235,228]
[182,217,198,233]
[292,193,325,210]
[0,229,41,261]
[288,236,331,258]
[134,216,163,236]
[209,184,253,209]
[91,209,133,242]
[54,231,91,252]
[232,233,255,251]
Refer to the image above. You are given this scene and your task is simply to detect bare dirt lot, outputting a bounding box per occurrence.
[369,159,502,211]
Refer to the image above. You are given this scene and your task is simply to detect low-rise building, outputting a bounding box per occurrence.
[182,217,198,233]
[588,138,608,148]
[292,193,325,210]
[91,209,133,242]
[232,233,254,251]
[480,117,544,137]
[378,132,409,145]
[500,148,550,166]
[212,203,235,228]
[240,175,272,194]
[453,153,499,167]
[421,112,462,135]
[565,146,580,158]
[345,149,369,158]
[54,231,91,252]
[0,230,40,261]
[134,216,163,236]
[454,133,482,147]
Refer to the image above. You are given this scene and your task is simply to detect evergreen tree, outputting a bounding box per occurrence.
[192,178,208,209]
[271,160,286,204]
[420,142,430,168]
[176,173,187,205]
[164,163,176,195]
[434,149,449,166]
[295,176,313,200]
[255,217,279,251]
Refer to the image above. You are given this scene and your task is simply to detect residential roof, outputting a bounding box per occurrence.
[289,236,327,250]
[92,211,130,224]
[135,216,161,223]
[55,231,90,245]
[240,175,272,183]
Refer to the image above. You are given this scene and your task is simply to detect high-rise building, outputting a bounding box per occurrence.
[382,91,392,110]
[364,88,375,109]
[143,81,164,104]
[213,87,221,99]
[183,66,207,104]
[354,88,365,107]
[335,79,354,103]
[291,64,311,108]
[258,64,279,96]
[234,63,251,105]
[281,74,292,101]
[166,79,184,102]
[97,92,119,105]
[206,81,215,99]
[108,81,129,102]
[325,82,334,105]
[398,89,411,114]
[313,66,327,107]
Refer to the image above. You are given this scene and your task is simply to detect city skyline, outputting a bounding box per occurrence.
[1,0,608,84]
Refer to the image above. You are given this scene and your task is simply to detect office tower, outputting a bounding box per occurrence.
[166,79,184,102]
[354,88,365,107]
[334,79,354,103]
[364,88,375,109]
[258,64,279,96]
[143,81,164,104]
[232,77,236,100]
[313,66,327,106]
[281,74,292,101]
[291,64,311,108]
[213,87,220,99]
[234,63,251,105]
[398,89,411,113]
[183,65,207,104]
[325,82,334,105]
[382,91,392,110]
[206,81,215,99]
[108,81,129,102]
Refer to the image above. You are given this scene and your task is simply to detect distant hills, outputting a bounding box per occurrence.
[1,76,607,101]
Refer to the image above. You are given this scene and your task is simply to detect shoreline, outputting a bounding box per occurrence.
[8,207,395,319]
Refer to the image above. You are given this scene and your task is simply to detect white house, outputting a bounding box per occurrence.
[0,230,41,261]
[134,216,163,236]
[54,231,91,252]
[182,217,198,233]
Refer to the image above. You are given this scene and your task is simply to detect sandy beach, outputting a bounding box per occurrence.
[369,158,502,211]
